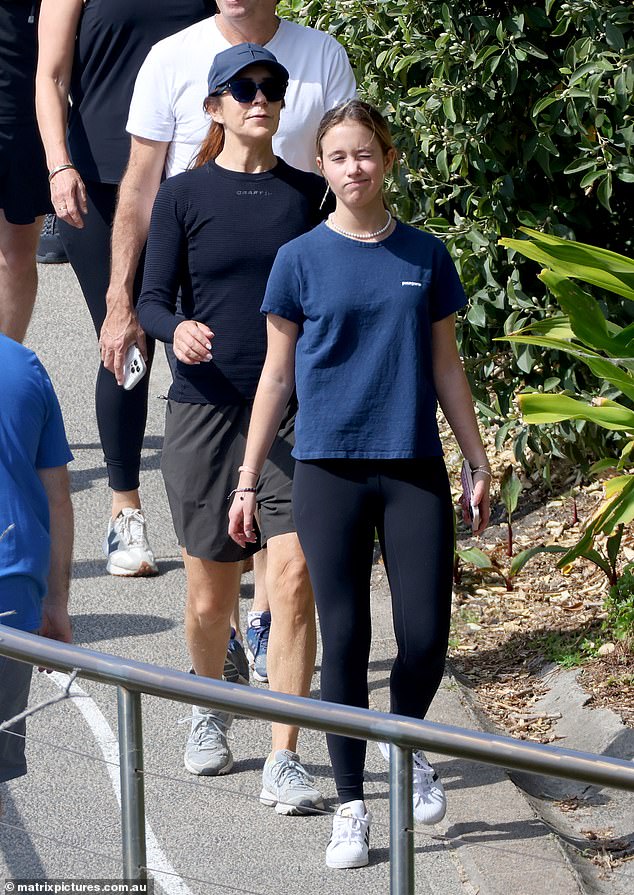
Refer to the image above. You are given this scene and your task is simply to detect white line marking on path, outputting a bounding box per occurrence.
[49,672,194,895]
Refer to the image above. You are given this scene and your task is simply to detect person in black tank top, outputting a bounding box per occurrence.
[36,0,216,576]
[0,0,51,341]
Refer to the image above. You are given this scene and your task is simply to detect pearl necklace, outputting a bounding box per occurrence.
[328,211,392,240]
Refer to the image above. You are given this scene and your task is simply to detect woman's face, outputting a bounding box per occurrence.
[211,64,283,142]
[317,122,396,210]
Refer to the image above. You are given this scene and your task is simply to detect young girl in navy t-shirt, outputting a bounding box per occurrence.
[229,100,492,870]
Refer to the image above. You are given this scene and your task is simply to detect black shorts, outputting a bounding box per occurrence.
[161,399,296,563]
[0,118,51,225]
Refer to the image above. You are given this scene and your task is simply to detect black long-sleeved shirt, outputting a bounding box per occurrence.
[137,158,326,404]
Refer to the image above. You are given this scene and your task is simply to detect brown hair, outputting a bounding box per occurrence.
[192,96,225,167]
[316,99,396,161]
[316,100,396,210]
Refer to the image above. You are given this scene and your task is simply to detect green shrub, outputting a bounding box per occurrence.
[605,561,634,640]
[280,0,634,472]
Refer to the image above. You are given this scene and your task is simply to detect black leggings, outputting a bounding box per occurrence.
[58,179,154,492]
[293,458,454,803]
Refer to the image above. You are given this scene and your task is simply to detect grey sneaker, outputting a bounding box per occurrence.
[183,707,233,776]
[260,749,324,815]
[103,508,158,577]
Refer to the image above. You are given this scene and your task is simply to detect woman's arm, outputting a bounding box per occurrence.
[432,314,491,533]
[36,0,87,227]
[228,314,299,546]
[132,181,216,375]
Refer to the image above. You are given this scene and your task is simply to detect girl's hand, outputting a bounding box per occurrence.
[173,320,214,364]
[461,470,491,535]
[228,489,258,547]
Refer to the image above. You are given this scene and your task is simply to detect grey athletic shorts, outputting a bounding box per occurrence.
[0,654,33,782]
[161,399,296,563]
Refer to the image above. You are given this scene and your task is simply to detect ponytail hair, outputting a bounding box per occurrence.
[192,96,225,168]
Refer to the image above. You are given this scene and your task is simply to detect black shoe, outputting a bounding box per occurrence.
[36,214,68,264]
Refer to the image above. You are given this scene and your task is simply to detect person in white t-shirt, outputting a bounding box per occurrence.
[99,0,355,807]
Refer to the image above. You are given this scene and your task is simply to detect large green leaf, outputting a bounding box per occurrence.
[456,547,495,570]
[518,393,634,431]
[538,271,613,352]
[504,333,634,400]
[500,229,634,301]
[500,466,522,517]
[541,271,634,357]
[517,316,575,340]
[560,478,634,568]
[561,476,634,560]
[509,544,566,577]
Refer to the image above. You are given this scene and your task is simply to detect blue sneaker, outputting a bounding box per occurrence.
[188,631,249,686]
[246,611,270,683]
[36,214,68,264]
[225,629,249,685]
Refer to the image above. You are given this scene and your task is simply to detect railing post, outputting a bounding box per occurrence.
[389,743,414,895]
[117,686,147,880]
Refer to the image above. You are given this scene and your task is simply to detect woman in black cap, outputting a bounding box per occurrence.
[137,44,327,810]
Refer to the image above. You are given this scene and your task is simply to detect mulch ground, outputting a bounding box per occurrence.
[441,428,634,744]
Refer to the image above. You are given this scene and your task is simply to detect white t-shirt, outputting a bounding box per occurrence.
[127,17,356,177]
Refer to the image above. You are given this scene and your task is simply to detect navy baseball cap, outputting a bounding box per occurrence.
[207,43,289,96]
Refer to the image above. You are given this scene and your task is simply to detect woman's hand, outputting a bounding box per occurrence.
[173,320,214,364]
[460,469,491,536]
[228,489,258,547]
[99,307,147,385]
[50,166,88,228]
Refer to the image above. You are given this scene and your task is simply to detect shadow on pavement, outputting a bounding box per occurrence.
[71,612,176,644]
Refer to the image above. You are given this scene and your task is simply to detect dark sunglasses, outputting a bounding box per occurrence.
[216,77,287,104]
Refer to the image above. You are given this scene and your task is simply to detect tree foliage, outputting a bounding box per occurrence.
[279,0,634,472]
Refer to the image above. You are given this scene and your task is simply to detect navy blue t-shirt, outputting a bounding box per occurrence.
[261,221,468,459]
[0,335,73,632]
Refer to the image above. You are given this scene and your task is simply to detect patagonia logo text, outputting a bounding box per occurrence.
[401,281,422,287]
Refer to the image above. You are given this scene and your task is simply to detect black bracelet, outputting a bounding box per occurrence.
[227,487,257,502]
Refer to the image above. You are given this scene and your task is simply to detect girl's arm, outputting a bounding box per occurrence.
[36,0,88,228]
[432,314,491,534]
[228,314,299,547]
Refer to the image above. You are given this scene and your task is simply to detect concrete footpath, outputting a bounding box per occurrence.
[0,263,586,894]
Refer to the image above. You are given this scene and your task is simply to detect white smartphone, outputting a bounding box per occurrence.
[122,344,147,391]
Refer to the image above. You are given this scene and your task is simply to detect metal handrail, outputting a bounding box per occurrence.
[2,623,634,894]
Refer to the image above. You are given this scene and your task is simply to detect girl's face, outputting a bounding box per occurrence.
[317,122,396,210]
[211,64,282,142]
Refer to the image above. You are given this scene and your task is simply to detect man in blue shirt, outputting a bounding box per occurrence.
[0,333,74,785]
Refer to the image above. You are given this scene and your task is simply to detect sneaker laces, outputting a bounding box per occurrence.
[178,712,232,746]
[413,751,439,791]
[331,808,368,845]
[270,756,316,790]
[41,213,57,237]
[250,617,270,655]
[116,509,148,549]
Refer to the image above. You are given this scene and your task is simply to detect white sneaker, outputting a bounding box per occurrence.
[103,508,158,576]
[378,742,447,825]
[326,800,370,869]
